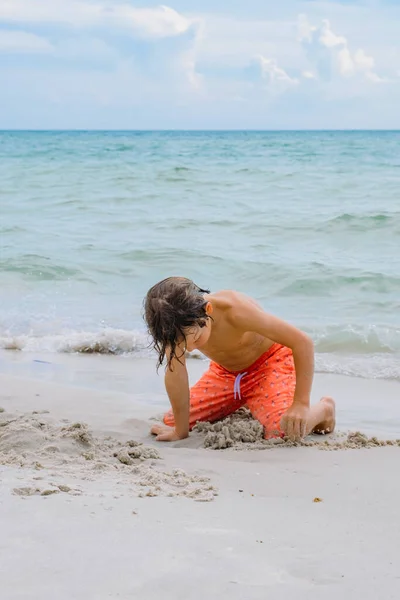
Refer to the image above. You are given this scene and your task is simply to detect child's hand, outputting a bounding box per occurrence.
[150,424,184,442]
[280,403,309,441]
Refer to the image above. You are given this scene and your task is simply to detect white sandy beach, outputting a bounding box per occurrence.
[1,354,400,599]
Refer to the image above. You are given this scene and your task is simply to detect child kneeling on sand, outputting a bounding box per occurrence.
[144,277,335,443]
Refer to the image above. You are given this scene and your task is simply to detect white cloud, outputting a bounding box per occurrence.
[298,15,382,83]
[0,2,203,89]
[0,1,197,39]
[0,30,53,53]
[179,50,202,89]
[197,16,295,69]
[55,37,119,63]
[255,55,298,90]
[354,48,374,72]
[1,2,399,128]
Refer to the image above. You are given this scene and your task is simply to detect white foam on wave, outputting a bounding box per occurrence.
[315,353,400,382]
[0,328,152,355]
[312,324,400,354]
[1,326,400,381]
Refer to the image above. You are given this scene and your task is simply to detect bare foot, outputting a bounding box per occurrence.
[312,397,336,435]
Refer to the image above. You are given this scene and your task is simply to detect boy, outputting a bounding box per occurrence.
[144,277,335,443]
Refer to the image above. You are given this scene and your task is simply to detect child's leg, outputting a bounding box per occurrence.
[305,396,336,435]
[163,364,245,430]
[244,346,336,438]
[244,346,296,438]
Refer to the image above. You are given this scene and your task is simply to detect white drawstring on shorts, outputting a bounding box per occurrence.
[234,372,247,401]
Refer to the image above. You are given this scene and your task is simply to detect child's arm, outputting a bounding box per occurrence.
[153,344,190,442]
[164,358,190,439]
[232,298,314,439]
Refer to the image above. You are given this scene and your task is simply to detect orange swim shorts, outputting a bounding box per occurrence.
[163,343,296,438]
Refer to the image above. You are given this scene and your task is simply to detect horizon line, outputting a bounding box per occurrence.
[1,128,400,133]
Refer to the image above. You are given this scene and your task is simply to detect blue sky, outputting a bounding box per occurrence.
[1,0,400,129]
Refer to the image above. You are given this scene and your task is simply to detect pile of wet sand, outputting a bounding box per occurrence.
[194,408,400,450]
[0,408,217,502]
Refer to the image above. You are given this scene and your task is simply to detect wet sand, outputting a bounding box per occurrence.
[1,356,400,599]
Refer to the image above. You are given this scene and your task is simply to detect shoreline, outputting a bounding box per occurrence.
[1,350,400,437]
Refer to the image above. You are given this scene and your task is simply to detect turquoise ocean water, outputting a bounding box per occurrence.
[1,131,399,381]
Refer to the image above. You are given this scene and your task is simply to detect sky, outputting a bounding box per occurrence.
[1,0,400,129]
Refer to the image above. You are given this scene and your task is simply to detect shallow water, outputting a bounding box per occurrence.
[1,130,400,380]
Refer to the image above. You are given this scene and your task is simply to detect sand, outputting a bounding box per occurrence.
[1,356,400,599]
[194,407,400,450]
[0,408,217,502]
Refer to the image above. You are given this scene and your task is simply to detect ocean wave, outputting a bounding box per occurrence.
[322,213,400,234]
[0,255,88,281]
[313,324,400,354]
[158,218,238,230]
[328,213,396,226]
[0,329,151,355]
[315,354,400,382]
[279,271,400,296]
[1,325,400,381]
[117,247,225,265]
[0,225,27,234]
[157,166,195,182]
[173,166,192,173]
[258,213,400,236]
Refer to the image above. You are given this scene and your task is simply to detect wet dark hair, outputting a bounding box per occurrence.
[144,277,211,371]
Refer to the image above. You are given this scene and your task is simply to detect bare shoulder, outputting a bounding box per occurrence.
[210,290,264,319]
[214,291,310,348]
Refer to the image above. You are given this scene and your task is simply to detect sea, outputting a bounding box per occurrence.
[1,130,400,382]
